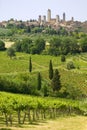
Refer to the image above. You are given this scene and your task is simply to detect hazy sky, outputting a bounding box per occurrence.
[0,0,87,22]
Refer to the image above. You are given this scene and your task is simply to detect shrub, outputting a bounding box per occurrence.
[7,47,16,59]
[61,55,66,62]
[67,61,75,70]
[58,84,85,99]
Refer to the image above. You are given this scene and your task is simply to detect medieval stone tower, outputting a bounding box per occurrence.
[63,12,66,22]
[43,15,46,24]
[47,9,51,22]
[38,15,41,23]
[56,15,60,23]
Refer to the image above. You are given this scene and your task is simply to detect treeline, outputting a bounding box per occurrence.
[10,36,87,55]
[0,27,87,56]
[47,36,87,55]
[5,23,70,35]
[12,38,45,54]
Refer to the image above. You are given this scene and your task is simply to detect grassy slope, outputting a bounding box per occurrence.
[0,51,87,94]
[0,51,87,73]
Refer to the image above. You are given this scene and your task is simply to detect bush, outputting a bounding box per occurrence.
[58,84,85,99]
[61,55,66,62]
[7,47,16,59]
[67,61,75,70]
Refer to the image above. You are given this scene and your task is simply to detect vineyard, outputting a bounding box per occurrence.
[0,92,87,127]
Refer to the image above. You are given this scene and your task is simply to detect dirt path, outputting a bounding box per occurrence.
[1,116,87,130]
[5,42,14,48]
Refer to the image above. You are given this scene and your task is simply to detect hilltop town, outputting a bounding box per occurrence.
[0,9,87,33]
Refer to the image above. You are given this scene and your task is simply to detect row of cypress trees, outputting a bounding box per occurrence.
[29,56,42,91]
[49,60,61,91]
[29,57,61,93]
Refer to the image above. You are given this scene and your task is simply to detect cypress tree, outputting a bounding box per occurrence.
[49,60,53,80]
[37,72,41,90]
[51,69,61,91]
[29,56,32,72]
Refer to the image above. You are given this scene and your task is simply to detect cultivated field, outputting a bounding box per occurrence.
[0,92,87,130]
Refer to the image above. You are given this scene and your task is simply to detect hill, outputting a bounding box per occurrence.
[0,51,87,98]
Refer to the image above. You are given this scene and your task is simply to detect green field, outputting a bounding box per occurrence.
[0,51,87,95]
[0,51,87,73]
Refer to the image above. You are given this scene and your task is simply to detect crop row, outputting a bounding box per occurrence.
[0,92,87,126]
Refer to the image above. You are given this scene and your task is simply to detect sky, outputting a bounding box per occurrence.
[0,0,87,22]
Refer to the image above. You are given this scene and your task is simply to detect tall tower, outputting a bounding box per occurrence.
[43,15,46,24]
[38,15,41,23]
[71,17,74,22]
[56,15,60,23]
[63,12,66,22]
[47,9,51,22]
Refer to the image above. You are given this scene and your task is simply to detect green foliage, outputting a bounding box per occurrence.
[0,73,37,95]
[51,69,61,91]
[0,28,13,37]
[37,72,42,90]
[65,85,85,100]
[59,84,85,100]
[80,36,87,52]
[0,92,86,126]
[47,36,81,56]
[12,40,22,52]
[0,40,5,50]
[21,38,32,53]
[7,47,16,59]
[45,27,57,35]
[34,38,45,54]
[29,56,32,72]
[57,27,68,36]
[0,52,87,98]
[13,38,32,53]
[31,27,42,33]
[42,85,48,97]
[49,60,53,80]
[61,55,66,62]
[67,61,75,70]
[13,37,45,54]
